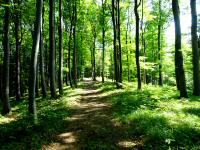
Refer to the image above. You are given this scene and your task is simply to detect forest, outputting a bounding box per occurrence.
[0,0,200,149]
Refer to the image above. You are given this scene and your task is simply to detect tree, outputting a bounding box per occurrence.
[190,0,200,96]
[111,0,122,88]
[157,0,163,86]
[72,0,77,88]
[49,0,57,98]
[172,0,188,98]
[28,0,43,116]
[134,0,142,90]
[14,0,22,101]
[101,0,106,83]
[2,0,11,115]
[58,0,64,95]
[39,3,47,98]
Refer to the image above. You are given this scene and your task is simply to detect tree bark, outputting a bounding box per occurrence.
[190,0,200,96]
[68,17,73,88]
[2,0,11,115]
[28,0,43,116]
[134,0,142,90]
[49,0,57,98]
[72,1,77,88]
[172,0,188,98]
[102,0,105,83]
[14,0,21,101]
[58,0,63,95]
[158,0,163,86]
[92,27,97,81]
[39,4,47,98]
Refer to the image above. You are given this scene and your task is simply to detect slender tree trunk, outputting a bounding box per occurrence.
[190,0,200,96]
[28,0,43,117]
[158,0,163,86]
[134,0,142,90]
[49,0,57,98]
[35,62,39,97]
[40,32,47,97]
[68,20,73,88]
[111,0,120,88]
[72,1,77,87]
[39,4,47,98]
[92,28,97,81]
[117,0,122,83]
[14,0,21,101]
[102,0,105,83]
[2,0,11,115]
[126,9,130,82]
[172,0,188,98]
[58,0,63,95]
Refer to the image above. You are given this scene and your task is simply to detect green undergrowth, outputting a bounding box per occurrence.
[1,81,200,150]
[99,82,200,149]
[0,86,78,150]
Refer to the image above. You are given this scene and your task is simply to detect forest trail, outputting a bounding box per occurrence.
[45,79,140,150]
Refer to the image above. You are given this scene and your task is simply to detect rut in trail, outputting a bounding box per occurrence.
[45,80,142,150]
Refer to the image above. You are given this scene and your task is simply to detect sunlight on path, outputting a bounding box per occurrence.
[44,80,141,150]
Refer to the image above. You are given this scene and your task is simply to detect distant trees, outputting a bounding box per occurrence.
[1,0,200,116]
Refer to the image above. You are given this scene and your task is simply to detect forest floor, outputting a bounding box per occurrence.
[1,79,200,150]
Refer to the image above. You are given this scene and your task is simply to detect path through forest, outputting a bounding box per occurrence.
[45,79,141,150]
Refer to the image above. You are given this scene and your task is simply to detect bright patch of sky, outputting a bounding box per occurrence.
[166,0,200,46]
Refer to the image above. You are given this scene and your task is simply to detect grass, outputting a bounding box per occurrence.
[0,86,79,149]
[1,80,200,149]
[100,82,200,149]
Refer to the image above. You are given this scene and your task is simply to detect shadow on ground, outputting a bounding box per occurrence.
[1,80,200,150]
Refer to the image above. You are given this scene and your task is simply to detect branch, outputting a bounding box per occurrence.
[137,0,142,8]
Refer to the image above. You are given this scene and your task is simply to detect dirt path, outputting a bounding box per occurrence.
[45,80,139,150]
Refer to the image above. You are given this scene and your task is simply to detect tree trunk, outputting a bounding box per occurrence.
[92,28,97,81]
[134,0,142,90]
[72,1,77,88]
[14,0,21,101]
[58,0,63,95]
[28,0,43,117]
[2,0,11,115]
[172,0,188,98]
[39,4,47,98]
[68,18,73,88]
[117,0,122,83]
[190,0,200,96]
[102,0,105,83]
[49,0,57,98]
[35,62,39,97]
[158,0,163,86]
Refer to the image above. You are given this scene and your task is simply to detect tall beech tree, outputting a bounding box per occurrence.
[72,1,77,87]
[14,0,21,101]
[190,0,200,96]
[2,0,11,115]
[58,0,64,95]
[28,0,43,116]
[49,0,57,98]
[111,0,122,88]
[172,0,188,98]
[158,0,163,86]
[39,4,47,98]
[134,0,142,90]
